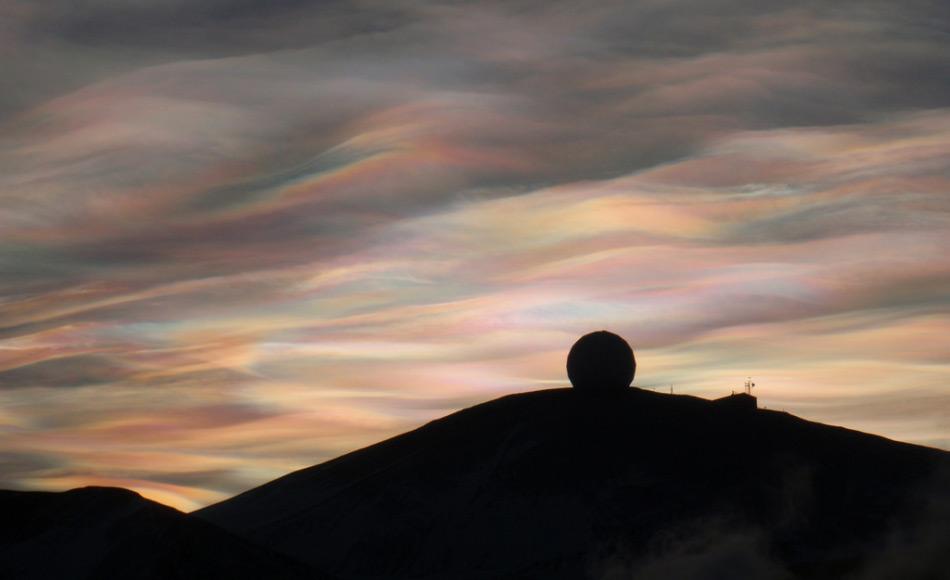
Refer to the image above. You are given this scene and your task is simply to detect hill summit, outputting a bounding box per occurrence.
[196,387,949,579]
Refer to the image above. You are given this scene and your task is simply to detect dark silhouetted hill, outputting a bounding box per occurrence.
[0,486,326,579]
[195,388,950,580]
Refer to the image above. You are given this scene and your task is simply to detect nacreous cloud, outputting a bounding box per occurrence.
[0,0,948,509]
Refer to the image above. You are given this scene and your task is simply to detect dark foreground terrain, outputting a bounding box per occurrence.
[3,388,948,579]
[0,486,321,580]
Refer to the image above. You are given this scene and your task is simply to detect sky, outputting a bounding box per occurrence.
[0,0,948,510]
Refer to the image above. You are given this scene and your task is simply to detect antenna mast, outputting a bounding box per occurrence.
[744,377,755,396]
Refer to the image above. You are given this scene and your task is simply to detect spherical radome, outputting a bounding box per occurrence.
[567,331,636,391]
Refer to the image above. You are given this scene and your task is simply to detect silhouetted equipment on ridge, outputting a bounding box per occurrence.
[566,330,635,391]
[565,332,758,408]
[715,376,759,411]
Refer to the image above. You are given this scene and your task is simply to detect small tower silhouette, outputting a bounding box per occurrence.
[713,377,758,411]
[744,377,755,396]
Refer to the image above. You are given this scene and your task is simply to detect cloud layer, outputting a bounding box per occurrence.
[1,0,948,509]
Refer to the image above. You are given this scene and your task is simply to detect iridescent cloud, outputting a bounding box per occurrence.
[0,0,948,509]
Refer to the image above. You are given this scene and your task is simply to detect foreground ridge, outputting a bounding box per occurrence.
[196,388,950,579]
[0,486,328,579]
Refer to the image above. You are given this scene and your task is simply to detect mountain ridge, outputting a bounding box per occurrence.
[2,387,946,579]
[195,388,950,579]
[0,485,326,579]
